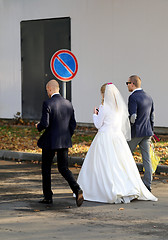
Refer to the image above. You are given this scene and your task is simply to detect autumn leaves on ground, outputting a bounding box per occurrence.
[0,119,168,166]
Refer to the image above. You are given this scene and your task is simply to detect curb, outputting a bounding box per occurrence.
[0,150,168,174]
[0,150,84,166]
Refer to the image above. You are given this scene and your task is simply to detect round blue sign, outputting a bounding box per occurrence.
[50,49,78,81]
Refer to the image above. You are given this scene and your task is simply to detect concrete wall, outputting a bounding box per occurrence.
[0,0,167,127]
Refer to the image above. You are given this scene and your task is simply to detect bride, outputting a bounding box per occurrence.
[77,83,158,203]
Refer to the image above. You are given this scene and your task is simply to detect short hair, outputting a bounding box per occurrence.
[129,75,141,88]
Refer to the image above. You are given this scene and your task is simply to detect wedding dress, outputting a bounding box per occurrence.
[77,84,158,203]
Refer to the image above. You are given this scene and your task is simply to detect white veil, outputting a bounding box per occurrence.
[104,83,131,141]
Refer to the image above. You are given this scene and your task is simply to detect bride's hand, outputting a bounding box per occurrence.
[94,107,99,115]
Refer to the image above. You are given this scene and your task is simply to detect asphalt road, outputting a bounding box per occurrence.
[0,159,168,240]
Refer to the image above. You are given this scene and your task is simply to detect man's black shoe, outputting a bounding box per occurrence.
[39,198,53,204]
[76,189,84,207]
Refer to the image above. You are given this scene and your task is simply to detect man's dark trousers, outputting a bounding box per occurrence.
[42,148,80,200]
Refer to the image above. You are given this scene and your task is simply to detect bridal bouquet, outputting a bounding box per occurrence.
[143,134,160,174]
[150,142,160,174]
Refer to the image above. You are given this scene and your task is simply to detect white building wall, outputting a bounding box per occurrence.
[0,0,167,127]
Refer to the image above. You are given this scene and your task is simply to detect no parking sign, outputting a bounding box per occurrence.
[50,49,78,81]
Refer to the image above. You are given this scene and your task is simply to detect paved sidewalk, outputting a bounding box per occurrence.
[0,159,168,240]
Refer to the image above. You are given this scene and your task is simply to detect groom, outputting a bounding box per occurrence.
[126,75,154,192]
[35,79,84,206]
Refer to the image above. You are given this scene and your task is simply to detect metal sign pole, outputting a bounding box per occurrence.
[62,82,66,98]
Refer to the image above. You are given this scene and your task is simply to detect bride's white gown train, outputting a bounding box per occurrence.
[77,85,158,203]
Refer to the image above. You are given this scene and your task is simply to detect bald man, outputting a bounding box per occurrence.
[36,80,83,207]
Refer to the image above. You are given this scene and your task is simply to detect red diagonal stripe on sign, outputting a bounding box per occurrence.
[56,55,74,75]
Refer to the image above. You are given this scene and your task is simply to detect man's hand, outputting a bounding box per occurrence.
[35,122,39,129]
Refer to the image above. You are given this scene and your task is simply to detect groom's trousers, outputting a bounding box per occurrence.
[128,136,152,191]
[41,148,80,200]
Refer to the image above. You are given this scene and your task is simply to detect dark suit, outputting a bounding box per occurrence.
[128,89,154,191]
[37,94,80,200]
[128,89,154,138]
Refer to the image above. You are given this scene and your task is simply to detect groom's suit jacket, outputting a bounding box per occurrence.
[37,94,76,149]
[128,89,154,138]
